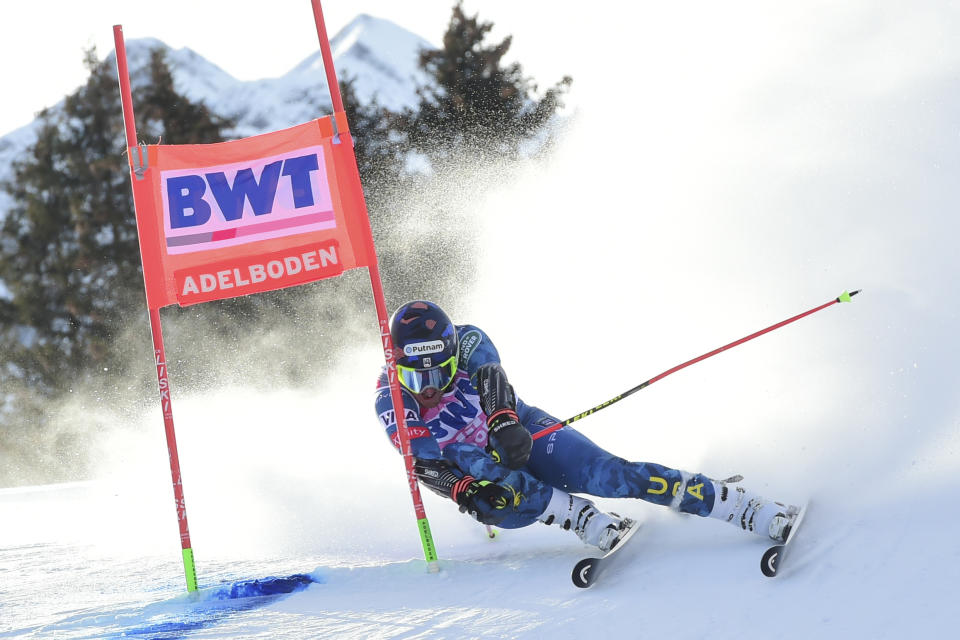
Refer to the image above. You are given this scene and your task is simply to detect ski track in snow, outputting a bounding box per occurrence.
[1,481,957,638]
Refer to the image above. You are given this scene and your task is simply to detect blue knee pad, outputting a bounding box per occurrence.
[442,443,553,529]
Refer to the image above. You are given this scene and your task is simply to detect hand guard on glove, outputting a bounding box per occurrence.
[475,363,533,469]
[451,475,511,515]
[414,458,511,523]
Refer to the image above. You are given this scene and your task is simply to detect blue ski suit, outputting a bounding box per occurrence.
[374,325,718,528]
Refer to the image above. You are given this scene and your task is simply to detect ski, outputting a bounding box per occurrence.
[571,519,642,588]
[760,502,810,578]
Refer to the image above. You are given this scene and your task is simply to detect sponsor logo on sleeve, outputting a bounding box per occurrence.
[459,330,482,367]
[378,408,419,427]
[390,426,433,448]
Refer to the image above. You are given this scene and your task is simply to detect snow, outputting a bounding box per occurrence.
[290,14,432,111]
[1,426,957,637]
[3,4,960,639]
[0,121,42,219]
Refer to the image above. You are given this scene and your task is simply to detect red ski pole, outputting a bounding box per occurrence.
[531,290,861,441]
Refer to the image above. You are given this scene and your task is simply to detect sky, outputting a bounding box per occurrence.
[0,0,575,137]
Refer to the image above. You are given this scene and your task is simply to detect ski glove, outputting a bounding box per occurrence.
[452,476,511,520]
[486,411,532,470]
[475,363,532,469]
[414,457,466,499]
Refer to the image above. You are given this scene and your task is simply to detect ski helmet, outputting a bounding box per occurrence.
[390,300,459,394]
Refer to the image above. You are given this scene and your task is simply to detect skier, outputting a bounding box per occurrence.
[374,300,799,552]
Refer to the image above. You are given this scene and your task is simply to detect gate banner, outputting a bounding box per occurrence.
[128,117,371,309]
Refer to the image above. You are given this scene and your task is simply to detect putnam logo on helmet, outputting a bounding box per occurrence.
[403,340,445,357]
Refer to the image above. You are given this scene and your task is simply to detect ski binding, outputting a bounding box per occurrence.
[760,502,810,578]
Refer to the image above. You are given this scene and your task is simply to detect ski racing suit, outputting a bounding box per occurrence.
[374,324,719,528]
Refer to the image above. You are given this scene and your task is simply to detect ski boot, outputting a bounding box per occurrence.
[539,489,627,551]
[709,477,799,543]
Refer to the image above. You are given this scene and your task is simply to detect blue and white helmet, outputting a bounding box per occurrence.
[390,300,458,393]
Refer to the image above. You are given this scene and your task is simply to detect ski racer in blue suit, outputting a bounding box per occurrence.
[375,301,799,551]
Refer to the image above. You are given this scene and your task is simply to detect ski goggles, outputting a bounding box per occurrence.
[397,355,458,394]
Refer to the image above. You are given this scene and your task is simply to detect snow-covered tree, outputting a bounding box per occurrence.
[401,1,572,163]
[0,47,233,395]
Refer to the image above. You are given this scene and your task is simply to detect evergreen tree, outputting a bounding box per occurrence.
[0,14,575,485]
[339,74,407,191]
[402,1,572,163]
[137,48,233,145]
[0,46,234,394]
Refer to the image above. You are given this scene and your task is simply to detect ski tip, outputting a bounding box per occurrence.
[837,289,861,303]
[761,546,782,578]
[572,558,596,589]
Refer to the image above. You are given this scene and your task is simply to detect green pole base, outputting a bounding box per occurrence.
[182,547,198,592]
[417,517,439,568]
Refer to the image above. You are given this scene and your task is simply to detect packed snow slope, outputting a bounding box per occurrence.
[2,2,960,638]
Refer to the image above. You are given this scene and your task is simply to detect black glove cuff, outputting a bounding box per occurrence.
[487,409,521,434]
[414,458,464,499]
[485,410,532,470]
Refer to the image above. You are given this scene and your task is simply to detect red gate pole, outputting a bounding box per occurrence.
[113,25,199,592]
[310,0,345,113]
[309,1,439,571]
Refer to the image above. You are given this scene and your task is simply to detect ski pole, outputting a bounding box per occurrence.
[531,290,860,441]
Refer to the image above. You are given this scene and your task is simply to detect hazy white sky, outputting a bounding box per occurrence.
[0,0,577,136]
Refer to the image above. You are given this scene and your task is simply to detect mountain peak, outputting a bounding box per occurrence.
[0,15,434,215]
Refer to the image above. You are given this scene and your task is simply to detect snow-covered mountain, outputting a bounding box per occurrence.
[0,14,430,221]
[136,13,431,138]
